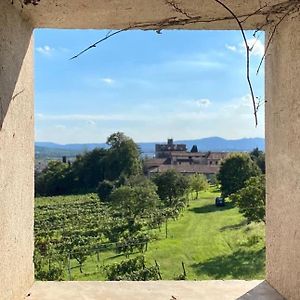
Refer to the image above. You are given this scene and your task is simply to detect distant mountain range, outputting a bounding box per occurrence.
[35,137,264,159]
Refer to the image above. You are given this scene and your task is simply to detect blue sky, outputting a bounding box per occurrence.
[35,29,265,144]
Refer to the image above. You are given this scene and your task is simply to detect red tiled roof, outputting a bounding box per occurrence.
[169,151,207,157]
[207,152,228,160]
[143,158,167,168]
[149,164,220,174]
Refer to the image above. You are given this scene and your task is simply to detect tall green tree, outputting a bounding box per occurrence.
[189,174,209,199]
[153,169,189,208]
[230,175,265,223]
[217,153,261,198]
[105,132,142,180]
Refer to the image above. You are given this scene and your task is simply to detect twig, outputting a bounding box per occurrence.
[70,28,131,60]
[69,11,271,61]
[69,0,300,125]
[256,97,265,111]
[256,8,293,75]
[213,0,258,126]
[240,4,268,23]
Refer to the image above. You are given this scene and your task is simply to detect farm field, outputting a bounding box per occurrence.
[35,187,265,281]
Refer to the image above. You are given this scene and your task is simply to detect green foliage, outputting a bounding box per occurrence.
[105,256,161,281]
[174,262,187,280]
[189,174,209,199]
[250,148,265,174]
[34,250,65,281]
[71,148,108,190]
[153,169,189,208]
[109,180,160,225]
[218,153,261,198]
[209,174,219,185]
[105,132,142,180]
[230,175,265,224]
[116,231,151,256]
[97,180,115,202]
[35,161,73,196]
[35,265,65,281]
[35,132,142,196]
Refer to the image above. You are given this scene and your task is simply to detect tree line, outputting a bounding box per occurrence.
[36,131,266,226]
[35,132,210,199]
[35,132,142,196]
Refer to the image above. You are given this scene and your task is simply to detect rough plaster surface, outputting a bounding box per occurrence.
[265,13,300,300]
[0,1,34,300]
[13,0,285,30]
[27,280,284,300]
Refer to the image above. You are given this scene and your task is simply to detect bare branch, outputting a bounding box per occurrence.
[213,0,258,126]
[69,0,300,125]
[69,11,260,60]
[240,4,268,23]
[70,28,131,60]
[256,8,294,75]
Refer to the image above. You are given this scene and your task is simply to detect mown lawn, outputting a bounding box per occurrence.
[35,187,265,281]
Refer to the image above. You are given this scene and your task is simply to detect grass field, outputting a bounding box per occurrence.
[35,187,265,281]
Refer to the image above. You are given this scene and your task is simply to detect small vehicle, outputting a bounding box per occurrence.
[215,197,225,207]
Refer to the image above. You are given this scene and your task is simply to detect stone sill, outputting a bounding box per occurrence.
[25,280,284,300]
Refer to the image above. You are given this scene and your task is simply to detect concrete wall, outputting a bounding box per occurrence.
[11,0,285,30]
[0,2,34,300]
[266,14,300,300]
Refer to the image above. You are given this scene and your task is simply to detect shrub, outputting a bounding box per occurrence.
[230,175,265,224]
[97,180,115,202]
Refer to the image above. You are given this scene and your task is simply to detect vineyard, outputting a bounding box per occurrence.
[34,188,266,281]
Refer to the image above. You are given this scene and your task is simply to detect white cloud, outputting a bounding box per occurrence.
[226,38,264,57]
[101,78,115,85]
[35,94,264,143]
[223,94,253,115]
[225,44,237,52]
[36,45,54,56]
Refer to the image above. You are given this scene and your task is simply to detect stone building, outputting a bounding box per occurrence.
[155,138,187,158]
[145,139,228,178]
